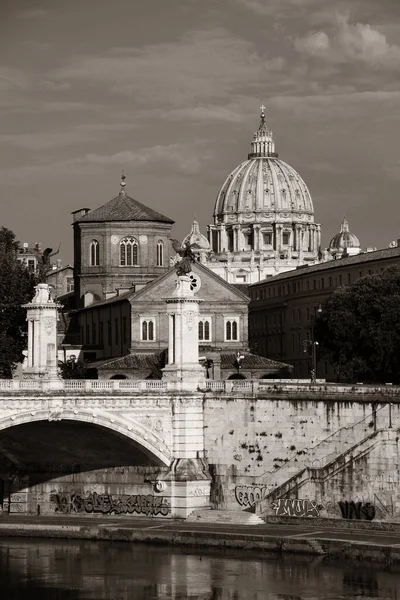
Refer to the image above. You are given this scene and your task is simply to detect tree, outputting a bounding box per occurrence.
[315,266,400,383]
[0,227,37,378]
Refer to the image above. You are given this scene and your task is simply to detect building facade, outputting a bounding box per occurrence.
[75,261,291,380]
[248,245,400,380]
[206,107,321,284]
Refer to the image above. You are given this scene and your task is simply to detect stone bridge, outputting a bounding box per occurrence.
[0,379,209,519]
[1,379,400,521]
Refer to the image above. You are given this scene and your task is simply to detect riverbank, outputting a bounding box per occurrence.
[1,515,400,565]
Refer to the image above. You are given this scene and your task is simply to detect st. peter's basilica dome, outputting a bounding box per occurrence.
[206,108,321,284]
[213,113,314,219]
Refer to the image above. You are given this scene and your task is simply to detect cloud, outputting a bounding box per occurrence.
[269,89,400,121]
[52,28,283,106]
[294,14,400,70]
[0,141,212,185]
[0,122,139,150]
[234,0,323,17]
[42,101,104,112]
[0,67,31,92]
[78,143,211,175]
[0,67,69,95]
[16,8,47,19]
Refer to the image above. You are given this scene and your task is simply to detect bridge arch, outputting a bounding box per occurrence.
[0,409,172,467]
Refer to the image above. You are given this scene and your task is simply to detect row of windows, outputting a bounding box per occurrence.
[82,317,241,346]
[250,267,381,301]
[89,239,164,267]
[225,230,291,252]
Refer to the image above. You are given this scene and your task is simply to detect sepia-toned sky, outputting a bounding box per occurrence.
[1,0,400,263]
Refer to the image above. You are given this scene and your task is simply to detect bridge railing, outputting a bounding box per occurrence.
[0,378,399,397]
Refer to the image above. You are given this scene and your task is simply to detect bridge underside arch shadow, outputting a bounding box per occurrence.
[0,409,172,471]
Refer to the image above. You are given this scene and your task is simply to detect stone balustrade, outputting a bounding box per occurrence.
[0,378,399,399]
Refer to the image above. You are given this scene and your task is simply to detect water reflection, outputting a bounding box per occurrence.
[0,538,399,600]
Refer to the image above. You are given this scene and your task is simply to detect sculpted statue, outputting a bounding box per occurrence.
[170,238,197,277]
[33,244,60,283]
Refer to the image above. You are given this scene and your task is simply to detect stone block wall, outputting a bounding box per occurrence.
[204,391,400,521]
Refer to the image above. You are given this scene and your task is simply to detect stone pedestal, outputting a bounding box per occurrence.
[160,276,211,517]
[22,283,61,380]
[162,276,205,390]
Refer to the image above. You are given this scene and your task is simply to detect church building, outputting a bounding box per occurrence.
[72,174,174,307]
[66,171,292,380]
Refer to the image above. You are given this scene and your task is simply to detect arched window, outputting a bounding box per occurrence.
[120,237,138,266]
[157,241,164,266]
[225,318,239,341]
[141,319,155,341]
[198,319,211,342]
[89,240,99,266]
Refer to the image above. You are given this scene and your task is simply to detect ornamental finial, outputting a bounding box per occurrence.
[120,171,126,194]
[260,104,266,119]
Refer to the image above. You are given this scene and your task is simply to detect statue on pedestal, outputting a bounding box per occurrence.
[170,238,197,276]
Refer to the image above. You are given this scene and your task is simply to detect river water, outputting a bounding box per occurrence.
[0,538,399,600]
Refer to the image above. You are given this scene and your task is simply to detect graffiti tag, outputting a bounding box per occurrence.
[50,492,170,516]
[272,498,320,518]
[338,501,375,521]
[235,485,268,508]
[189,487,209,497]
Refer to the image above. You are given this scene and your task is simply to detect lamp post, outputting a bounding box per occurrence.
[303,304,322,384]
[235,351,245,376]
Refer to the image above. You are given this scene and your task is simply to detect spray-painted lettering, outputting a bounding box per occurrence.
[338,501,375,521]
[235,485,268,508]
[50,492,170,516]
[272,498,320,517]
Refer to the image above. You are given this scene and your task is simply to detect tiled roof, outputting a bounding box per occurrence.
[250,246,400,286]
[77,289,134,311]
[75,192,174,224]
[220,352,293,371]
[92,351,167,378]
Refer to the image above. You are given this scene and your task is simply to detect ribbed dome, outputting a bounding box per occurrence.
[183,219,210,250]
[213,109,314,220]
[329,217,360,251]
[214,157,314,217]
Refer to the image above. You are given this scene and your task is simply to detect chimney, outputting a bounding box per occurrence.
[71,208,91,222]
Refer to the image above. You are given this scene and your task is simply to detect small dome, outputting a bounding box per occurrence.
[183,219,211,251]
[329,217,360,252]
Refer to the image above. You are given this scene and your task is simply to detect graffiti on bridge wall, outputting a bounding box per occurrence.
[235,485,268,508]
[338,501,375,521]
[272,498,321,518]
[50,492,170,516]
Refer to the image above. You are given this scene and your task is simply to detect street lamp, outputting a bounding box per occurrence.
[303,304,322,384]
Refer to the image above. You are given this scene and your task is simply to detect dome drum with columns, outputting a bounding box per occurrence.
[205,107,321,284]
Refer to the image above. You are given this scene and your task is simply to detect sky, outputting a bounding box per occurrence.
[1,0,400,264]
